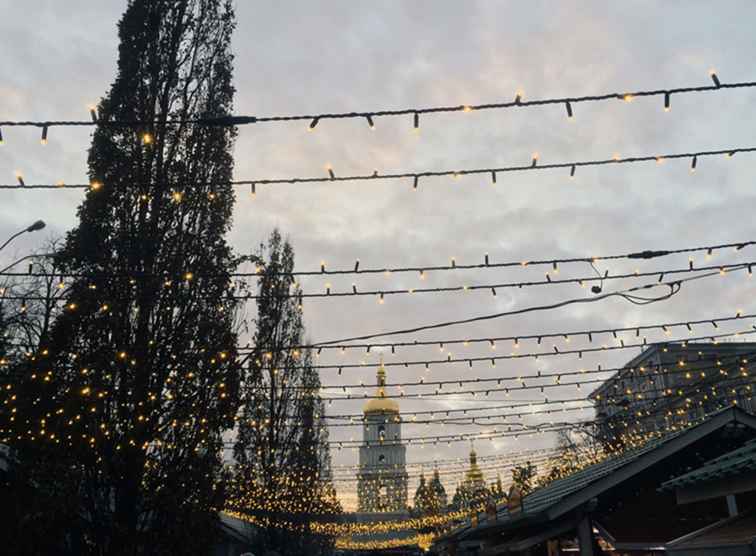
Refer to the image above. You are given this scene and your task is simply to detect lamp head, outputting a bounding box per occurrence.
[26,220,46,232]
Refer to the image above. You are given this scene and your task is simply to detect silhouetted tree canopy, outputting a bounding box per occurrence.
[230,229,340,556]
[1,1,242,554]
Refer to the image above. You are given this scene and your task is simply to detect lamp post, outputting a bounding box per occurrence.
[0,220,46,253]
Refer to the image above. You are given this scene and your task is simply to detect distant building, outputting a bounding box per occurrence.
[434,407,756,556]
[429,468,448,509]
[589,341,756,444]
[357,357,408,512]
[413,468,448,515]
[451,446,491,510]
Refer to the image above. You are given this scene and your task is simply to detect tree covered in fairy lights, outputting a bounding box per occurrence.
[230,229,341,556]
[0,1,243,553]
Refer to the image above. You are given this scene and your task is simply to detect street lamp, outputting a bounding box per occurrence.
[0,220,46,253]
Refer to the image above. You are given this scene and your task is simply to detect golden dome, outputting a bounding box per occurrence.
[364,396,400,414]
[363,356,399,414]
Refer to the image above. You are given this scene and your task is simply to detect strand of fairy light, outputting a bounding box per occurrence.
[242,352,750,432]
[3,259,753,303]
[243,324,756,374]
[5,144,756,191]
[226,385,756,451]
[328,450,558,475]
[307,264,751,347]
[261,385,735,481]
[228,375,756,448]
[237,397,741,493]
[6,340,751,428]
[258,308,754,353]
[0,238,751,278]
[5,264,746,366]
[0,71,743,143]
[254,340,756,396]
[330,444,559,470]
[249,363,756,440]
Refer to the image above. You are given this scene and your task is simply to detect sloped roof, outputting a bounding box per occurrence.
[451,406,756,542]
[662,439,756,490]
[667,511,756,551]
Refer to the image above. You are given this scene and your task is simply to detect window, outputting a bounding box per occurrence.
[378,454,386,463]
[378,425,386,440]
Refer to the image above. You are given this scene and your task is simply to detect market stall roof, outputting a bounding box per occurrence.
[440,406,756,546]
[662,439,756,491]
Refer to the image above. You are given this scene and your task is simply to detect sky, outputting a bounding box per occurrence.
[2,1,756,510]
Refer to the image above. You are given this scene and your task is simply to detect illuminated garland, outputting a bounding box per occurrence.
[223,507,474,536]
[335,532,437,551]
[6,260,753,302]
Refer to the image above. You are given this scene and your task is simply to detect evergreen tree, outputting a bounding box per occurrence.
[1,2,242,554]
[429,468,448,510]
[413,473,433,515]
[231,230,340,556]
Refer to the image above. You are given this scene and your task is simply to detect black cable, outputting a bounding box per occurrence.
[2,260,752,302]
[0,74,750,130]
[3,146,755,190]
[274,311,753,353]
[311,266,747,346]
[1,240,750,278]
[288,342,756,391]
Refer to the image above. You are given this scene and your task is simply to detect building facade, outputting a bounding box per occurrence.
[357,358,408,512]
[451,446,492,510]
[413,468,448,515]
[589,341,756,444]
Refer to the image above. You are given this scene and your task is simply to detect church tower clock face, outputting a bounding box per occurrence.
[357,356,408,513]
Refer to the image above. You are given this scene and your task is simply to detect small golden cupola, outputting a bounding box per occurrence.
[363,355,400,414]
[465,443,485,485]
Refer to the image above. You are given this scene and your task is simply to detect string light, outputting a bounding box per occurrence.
[311,352,755,404]
[228,379,756,449]
[8,145,756,190]
[0,74,751,138]
[310,268,744,347]
[5,240,748,281]
[710,69,721,88]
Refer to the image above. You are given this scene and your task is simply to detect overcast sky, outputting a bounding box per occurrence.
[2,1,756,510]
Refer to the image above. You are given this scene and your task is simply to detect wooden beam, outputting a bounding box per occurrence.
[577,516,595,556]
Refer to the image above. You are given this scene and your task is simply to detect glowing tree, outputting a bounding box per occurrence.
[1,1,243,553]
[231,230,340,556]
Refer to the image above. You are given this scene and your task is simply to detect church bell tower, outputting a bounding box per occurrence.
[357,356,408,512]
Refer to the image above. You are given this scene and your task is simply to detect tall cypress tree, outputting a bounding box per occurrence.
[231,230,340,556]
[2,1,241,554]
